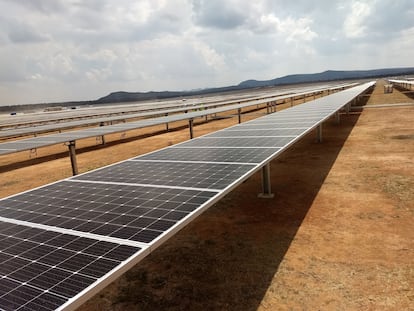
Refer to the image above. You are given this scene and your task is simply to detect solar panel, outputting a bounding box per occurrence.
[72,161,255,190]
[0,81,376,310]
[205,129,306,137]
[0,220,142,310]
[229,123,310,130]
[176,136,298,148]
[0,181,217,244]
[137,147,281,164]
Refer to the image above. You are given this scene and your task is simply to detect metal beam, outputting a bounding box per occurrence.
[67,140,79,176]
[317,124,323,143]
[189,118,194,139]
[258,163,274,198]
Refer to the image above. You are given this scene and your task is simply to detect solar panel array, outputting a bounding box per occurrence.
[0,81,375,310]
[0,82,353,132]
[388,79,414,89]
[0,85,305,138]
[0,83,356,155]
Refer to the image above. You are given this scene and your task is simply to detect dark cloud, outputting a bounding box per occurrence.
[366,1,414,35]
[4,0,65,13]
[72,0,110,12]
[7,22,49,43]
[0,14,49,44]
[192,0,246,29]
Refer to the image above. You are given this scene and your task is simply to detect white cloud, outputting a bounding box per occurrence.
[257,14,317,42]
[0,0,413,105]
[344,1,372,38]
[191,40,226,71]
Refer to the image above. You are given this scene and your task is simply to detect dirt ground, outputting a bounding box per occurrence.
[1,80,413,310]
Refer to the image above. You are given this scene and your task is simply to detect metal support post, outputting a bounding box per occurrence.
[335,111,340,125]
[266,103,270,114]
[346,103,350,114]
[238,108,242,124]
[29,148,37,158]
[189,118,194,139]
[290,97,294,107]
[317,124,323,143]
[165,113,169,131]
[258,163,274,198]
[67,140,79,176]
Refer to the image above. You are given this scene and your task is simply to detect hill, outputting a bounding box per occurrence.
[238,67,414,88]
[96,67,414,104]
[2,67,414,113]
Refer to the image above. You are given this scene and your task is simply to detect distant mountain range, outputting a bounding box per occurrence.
[96,67,414,104]
[238,67,414,88]
[2,67,414,112]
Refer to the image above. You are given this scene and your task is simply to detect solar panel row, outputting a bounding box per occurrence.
[0,86,289,129]
[1,82,353,134]
[0,83,356,155]
[0,81,375,310]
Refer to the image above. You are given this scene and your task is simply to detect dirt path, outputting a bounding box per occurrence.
[1,81,413,310]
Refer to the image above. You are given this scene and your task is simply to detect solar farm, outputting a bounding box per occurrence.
[1,80,414,310]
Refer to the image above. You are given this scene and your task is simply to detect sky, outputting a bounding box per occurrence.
[0,0,413,106]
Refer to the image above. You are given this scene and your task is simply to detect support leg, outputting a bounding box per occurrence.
[335,111,340,125]
[317,124,323,143]
[258,163,274,198]
[238,108,242,124]
[165,113,169,131]
[189,118,194,139]
[67,140,78,176]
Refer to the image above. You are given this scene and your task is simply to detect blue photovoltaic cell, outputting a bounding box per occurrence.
[137,147,281,164]
[73,160,255,190]
[177,136,296,148]
[0,181,217,244]
[230,123,310,129]
[0,221,140,311]
[204,128,305,137]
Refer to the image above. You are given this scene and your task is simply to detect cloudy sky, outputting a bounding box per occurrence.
[0,0,413,105]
